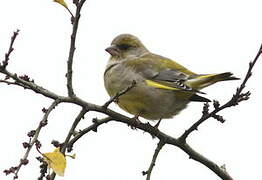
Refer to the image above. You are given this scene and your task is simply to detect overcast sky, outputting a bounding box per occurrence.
[1,0,262,180]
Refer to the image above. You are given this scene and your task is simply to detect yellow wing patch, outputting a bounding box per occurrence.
[43,147,66,176]
[145,80,179,90]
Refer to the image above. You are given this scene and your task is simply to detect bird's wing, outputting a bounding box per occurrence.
[123,53,203,93]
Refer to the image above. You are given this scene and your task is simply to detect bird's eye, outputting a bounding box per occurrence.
[118,44,132,50]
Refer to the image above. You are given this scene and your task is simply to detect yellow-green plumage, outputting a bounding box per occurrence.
[104,34,238,120]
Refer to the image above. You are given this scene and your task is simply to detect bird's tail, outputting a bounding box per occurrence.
[186,72,239,90]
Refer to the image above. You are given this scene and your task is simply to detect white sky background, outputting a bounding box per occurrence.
[1,0,262,179]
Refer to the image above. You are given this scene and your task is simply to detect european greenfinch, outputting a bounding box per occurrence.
[104,34,238,120]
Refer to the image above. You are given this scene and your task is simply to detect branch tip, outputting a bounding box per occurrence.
[0,29,20,69]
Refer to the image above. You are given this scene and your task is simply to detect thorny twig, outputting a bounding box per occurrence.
[67,117,113,151]
[3,100,60,179]
[142,141,165,180]
[66,0,87,97]
[48,108,88,180]
[61,108,88,153]
[0,30,20,69]
[179,44,262,142]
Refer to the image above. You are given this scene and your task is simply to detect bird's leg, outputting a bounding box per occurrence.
[129,114,142,130]
[154,119,162,129]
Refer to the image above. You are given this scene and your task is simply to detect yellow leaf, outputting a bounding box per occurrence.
[43,148,66,176]
[54,0,68,8]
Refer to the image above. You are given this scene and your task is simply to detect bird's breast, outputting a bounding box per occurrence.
[103,62,189,120]
[104,63,142,96]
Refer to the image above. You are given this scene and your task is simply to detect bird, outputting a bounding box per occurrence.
[104,34,238,121]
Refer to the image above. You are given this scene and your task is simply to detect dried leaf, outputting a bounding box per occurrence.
[54,0,68,8]
[43,148,66,176]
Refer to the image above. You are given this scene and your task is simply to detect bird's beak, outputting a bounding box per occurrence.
[105,45,119,56]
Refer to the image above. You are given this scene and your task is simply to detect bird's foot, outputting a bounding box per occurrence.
[128,114,141,130]
[146,119,162,139]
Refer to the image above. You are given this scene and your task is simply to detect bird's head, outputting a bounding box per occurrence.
[105,34,149,60]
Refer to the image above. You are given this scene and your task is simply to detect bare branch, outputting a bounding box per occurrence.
[63,106,234,180]
[61,108,88,153]
[0,68,69,101]
[49,108,88,180]
[179,44,262,141]
[67,117,113,150]
[142,140,165,180]
[1,53,256,180]
[3,100,60,179]
[0,30,20,69]
[0,79,28,88]
[66,0,87,97]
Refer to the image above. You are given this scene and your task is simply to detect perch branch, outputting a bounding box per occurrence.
[2,49,259,179]
[179,44,262,141]
[91,113,233,180]
[62,105,234,180]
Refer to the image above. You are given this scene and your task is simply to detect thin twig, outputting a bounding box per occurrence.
[5,100,60,179]
[0,80,22,86]
[61,108,88,153]
[102,80,136,109]
[179,44,262,142]
[67,117,113,150]
[0,68,68,100]
[0,78,32,89]
[49,108,88,180]
[66,0,87,97]
[65,6,74,21]
[233,44,262,99]
[0,30,20,69]
[143,141,165,180]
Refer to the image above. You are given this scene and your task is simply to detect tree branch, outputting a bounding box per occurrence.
[66,0,87,97]
[0,68,80,106]
[67,117,113,151]
[0,79,29,89]
[1,50,259,179]
[179,44,262,141]
[143,140,165,180]
[63,106,234,180]
[3,100,60,179]
[0,30,20,69]
[61,108,88,153]
[49,108,88,180]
